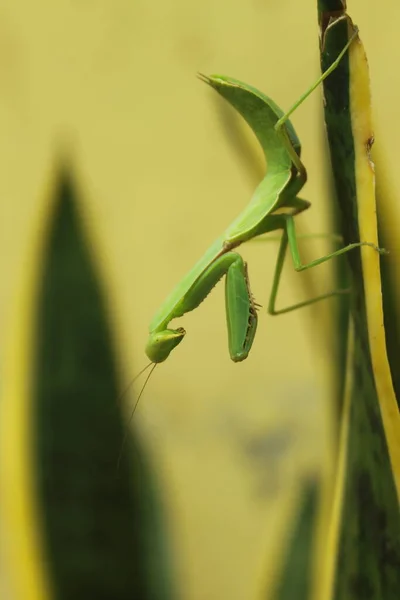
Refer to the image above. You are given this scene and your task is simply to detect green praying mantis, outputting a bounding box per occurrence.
[144,29,382,369]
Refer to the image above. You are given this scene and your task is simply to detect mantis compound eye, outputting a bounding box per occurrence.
[145,327,186,363]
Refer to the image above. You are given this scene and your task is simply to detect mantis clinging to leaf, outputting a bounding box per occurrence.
[144,29,382,369]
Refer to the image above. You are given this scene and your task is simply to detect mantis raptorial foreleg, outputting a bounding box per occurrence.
[146,251,257,363]
[183,251,258,361]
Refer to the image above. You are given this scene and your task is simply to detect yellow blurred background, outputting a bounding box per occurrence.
[0,1,399,599]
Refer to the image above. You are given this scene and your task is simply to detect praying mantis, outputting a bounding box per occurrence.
[145,29,382,366]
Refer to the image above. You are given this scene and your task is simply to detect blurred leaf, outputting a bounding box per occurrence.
[270,478,319,600]
[2,168,175,600]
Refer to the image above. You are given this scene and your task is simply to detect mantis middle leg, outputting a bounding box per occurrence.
[267,212,382,316]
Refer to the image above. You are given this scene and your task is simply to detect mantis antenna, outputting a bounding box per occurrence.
[116,361,157,470]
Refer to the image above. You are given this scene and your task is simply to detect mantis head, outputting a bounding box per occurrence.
[145,327,186,363]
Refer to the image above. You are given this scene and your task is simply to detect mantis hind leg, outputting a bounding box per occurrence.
[274,27,359,176]
[267,214,384,316]
[276,27,359,131]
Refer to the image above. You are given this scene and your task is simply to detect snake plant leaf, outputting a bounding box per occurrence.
[375,160,400,410]
[269,478,319,600]
[316,3,400,598]
[0,168,175,600]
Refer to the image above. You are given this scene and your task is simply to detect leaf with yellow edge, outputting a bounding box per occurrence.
[0,167,175,600]
[374,157,400,410]
[315,2,400,599]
